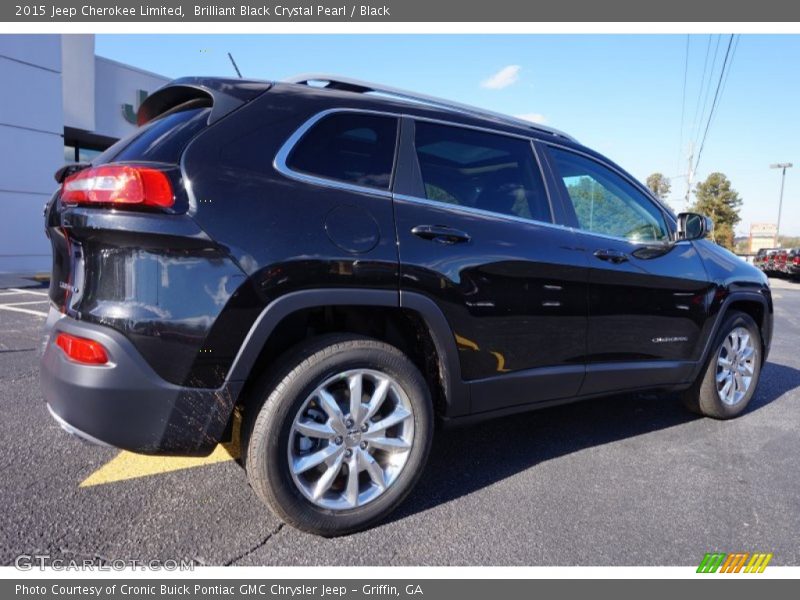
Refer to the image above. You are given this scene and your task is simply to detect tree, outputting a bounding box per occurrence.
[778,235,800,249]
[690,172,742,250]
[646,172,672,201]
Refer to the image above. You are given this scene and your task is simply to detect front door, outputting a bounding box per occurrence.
[544,145,712,395]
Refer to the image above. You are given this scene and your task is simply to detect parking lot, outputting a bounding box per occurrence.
[1,278,799,566]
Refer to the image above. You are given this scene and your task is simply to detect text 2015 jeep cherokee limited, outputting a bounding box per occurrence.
[41,74,773,535]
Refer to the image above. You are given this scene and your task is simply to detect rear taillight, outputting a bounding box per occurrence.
[61,164,174,208]
[55,333,109,365]
[794,256,800,265]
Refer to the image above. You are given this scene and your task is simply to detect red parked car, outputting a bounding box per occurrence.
[773,250,788,276]
[787,248,800,280]
[753,248,773,271]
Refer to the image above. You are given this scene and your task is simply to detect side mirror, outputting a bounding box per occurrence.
[677,212,712,241]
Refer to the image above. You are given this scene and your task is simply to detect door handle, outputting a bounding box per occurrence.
[411,225,471,244]
[593,249,629,264]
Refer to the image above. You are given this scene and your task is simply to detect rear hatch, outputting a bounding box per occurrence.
[44,78,271,387]
[46,77,270,312]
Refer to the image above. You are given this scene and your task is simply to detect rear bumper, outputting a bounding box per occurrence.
[40,309,241,455]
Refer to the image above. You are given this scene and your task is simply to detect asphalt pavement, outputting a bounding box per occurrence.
[1,279,798,566]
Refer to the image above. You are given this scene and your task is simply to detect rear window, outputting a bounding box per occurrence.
[94,107,211,165]
[286,113,398,190]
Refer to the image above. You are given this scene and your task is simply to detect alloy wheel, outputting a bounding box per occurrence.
[715,326,756,406]
[287,369,415,510]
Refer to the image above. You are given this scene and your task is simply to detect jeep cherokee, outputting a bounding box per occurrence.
[41,74,773,536]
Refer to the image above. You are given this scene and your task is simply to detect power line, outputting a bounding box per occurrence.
[693,34,736,174]
[714,35,739,120]
[700,35,739,155]
[690,35,713,141]
[676,35,690,176]
[694,34,722,150]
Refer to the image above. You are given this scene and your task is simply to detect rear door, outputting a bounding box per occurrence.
[393,119,589,415]
[544,144,711,395]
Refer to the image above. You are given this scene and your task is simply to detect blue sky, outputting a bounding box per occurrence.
[97,34,800,236]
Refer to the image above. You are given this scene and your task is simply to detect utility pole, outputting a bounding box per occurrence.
[770,163,793,247]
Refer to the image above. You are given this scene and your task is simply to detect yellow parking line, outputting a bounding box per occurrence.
[80,424,241,487]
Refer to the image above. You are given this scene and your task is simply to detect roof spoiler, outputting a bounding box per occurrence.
[137,77,272,127]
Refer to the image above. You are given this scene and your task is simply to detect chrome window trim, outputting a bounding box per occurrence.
[393,191,694,248]
[571,227,690,247]
[273,108,399,199]
[393,193,574,233]
[273,108,680,247]
[275,107,560,225]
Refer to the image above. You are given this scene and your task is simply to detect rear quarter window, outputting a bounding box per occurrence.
[286,112,399,190]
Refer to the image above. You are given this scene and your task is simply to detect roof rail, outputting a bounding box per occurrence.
[283,73,577,142]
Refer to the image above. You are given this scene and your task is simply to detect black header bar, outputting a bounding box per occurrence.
[3,1,800,22]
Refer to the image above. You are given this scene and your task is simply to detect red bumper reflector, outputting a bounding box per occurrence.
[55,333,109,365]
[61,164,174,208]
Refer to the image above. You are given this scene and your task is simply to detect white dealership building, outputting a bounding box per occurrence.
[0,34,169,274]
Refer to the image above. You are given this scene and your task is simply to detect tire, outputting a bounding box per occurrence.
[243,334,433,536]
[682,310,762,419]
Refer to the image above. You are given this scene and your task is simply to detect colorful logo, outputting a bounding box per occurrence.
[697,552,773,573]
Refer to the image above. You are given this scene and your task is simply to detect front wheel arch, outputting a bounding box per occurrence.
[683,310,763,419]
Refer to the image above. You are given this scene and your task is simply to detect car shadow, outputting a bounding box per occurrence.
[390,360,800,521]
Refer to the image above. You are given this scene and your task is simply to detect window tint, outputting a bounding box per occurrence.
[413,122,551,222]
[287,113,398,190]
[549,147,669,242]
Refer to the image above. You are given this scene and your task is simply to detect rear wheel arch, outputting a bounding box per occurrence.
[228,289,468,427]
[243,333,435,535]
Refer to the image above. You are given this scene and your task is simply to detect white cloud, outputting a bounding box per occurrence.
[515,112,548,125]
[481,65,521,90]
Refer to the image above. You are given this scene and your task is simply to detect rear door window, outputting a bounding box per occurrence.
[287,112,399,190]
[412,121,551,223]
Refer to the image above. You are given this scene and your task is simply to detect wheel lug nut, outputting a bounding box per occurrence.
[361,423,368,432]
[334,436,343,445]
[346,419,355,428]
[360,441,368,450]
[344,449,353,458]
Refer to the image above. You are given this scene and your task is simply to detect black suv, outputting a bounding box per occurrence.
[41,75,773,535]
